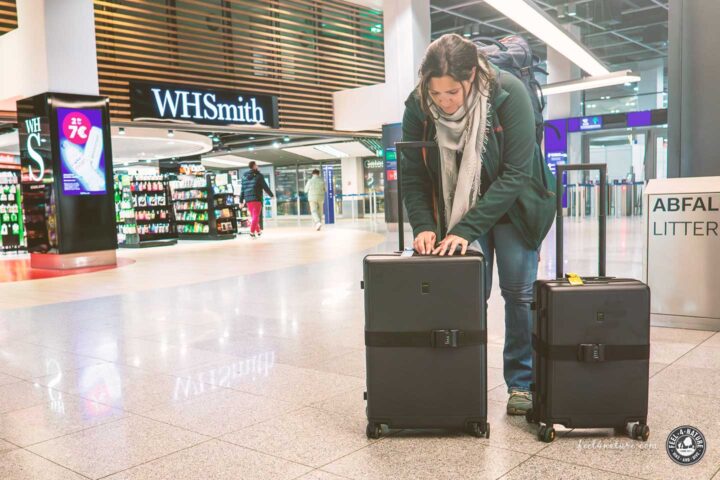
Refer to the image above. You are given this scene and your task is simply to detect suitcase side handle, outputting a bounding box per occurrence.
[394,141,441,252]
[555,163,607,279]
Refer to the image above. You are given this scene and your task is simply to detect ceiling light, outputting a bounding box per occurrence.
[273,142,280,148]
[543,70,640,96]
[283,136,290,142]
[202,158,242,166]
[314,144,349,158]
[249,136,255,140]
[248,146,255,151]
[484,0,608,75]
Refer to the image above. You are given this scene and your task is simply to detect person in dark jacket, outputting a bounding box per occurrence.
[401,34,556,416]
[240,161,274,238]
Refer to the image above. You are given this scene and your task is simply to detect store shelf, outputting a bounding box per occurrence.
[178,233,236,241]
[134,219,172,224]
[115,173,178,248]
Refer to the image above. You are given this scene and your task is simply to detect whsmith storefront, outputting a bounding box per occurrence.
[95,0,386,221]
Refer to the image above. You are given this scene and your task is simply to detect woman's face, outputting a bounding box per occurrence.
[428,70,475,115]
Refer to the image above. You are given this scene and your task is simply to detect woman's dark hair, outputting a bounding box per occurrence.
[417,33,494,118]
[312,169,320,175]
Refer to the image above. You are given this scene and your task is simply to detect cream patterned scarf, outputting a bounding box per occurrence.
[429,84,490,234]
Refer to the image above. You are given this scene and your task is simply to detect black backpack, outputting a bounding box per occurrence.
[474,35,547,146]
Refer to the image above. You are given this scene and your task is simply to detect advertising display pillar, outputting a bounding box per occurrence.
[17,93,117,269]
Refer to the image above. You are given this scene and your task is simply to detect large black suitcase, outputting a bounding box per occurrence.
[362,141,489,439]
[528,163,651,443]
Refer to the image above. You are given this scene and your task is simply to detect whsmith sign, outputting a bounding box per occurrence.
[129,82,279,128]
[644,178,720,330]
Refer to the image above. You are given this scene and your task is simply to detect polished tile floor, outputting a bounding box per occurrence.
[0,218,718,479]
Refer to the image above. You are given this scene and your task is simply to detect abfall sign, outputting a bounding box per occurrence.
[130,81,279,128]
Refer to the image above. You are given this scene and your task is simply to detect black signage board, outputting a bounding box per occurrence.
[129,81,279,128]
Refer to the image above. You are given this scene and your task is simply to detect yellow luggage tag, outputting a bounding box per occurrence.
[566,273,584,286]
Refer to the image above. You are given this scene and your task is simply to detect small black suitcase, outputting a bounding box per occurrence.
[528,163,651,443]
[362,141,489,439]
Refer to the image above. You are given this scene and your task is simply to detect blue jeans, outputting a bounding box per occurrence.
[476,223,538,393]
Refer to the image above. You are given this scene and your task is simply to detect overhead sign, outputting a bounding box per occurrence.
[569,115,603,131]
[364,158,384,170]
[129,81,279,128]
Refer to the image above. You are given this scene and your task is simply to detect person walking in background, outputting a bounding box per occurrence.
[304,169,326,230]
[240,161,274,238]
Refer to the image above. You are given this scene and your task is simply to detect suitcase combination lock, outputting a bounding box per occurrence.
[432,329,460,348]
[578,343,605,362]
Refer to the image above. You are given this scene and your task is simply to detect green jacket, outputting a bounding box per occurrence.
[304,175,326,201]
[401,68,556,250]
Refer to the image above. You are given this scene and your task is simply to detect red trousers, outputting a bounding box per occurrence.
[247,201,262,234]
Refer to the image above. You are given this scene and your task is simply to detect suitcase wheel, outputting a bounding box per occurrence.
[632,423,650,442]
[538,425,556,443]
[366,423,383,439]
[469,422,489,438]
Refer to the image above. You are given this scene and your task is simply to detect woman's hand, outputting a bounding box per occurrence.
[413,231,436,255]
[432,234,469,256]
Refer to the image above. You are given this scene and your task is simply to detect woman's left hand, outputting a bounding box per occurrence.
[432,234,469,256]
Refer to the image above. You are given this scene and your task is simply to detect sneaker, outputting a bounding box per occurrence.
[507,389,532,415]
[315,222,322,231]
[250,233,257,239]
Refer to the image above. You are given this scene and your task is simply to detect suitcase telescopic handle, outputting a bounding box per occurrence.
[394,141,441,252]
[555,163,607,279]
